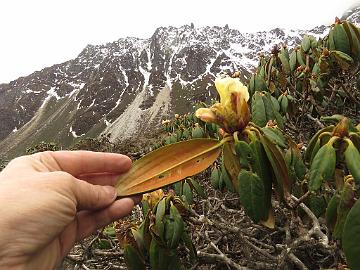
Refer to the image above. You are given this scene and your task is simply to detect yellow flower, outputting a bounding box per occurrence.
[195,76,250,134]
[215,76,249,106]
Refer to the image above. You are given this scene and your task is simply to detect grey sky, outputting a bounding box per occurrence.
[0,0,358,83]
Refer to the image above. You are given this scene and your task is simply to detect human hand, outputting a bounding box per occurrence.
[0,151,140,270]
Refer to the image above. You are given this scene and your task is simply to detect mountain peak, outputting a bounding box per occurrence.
[1,11,360,158]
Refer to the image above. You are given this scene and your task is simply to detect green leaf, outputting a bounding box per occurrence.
[238,170,268,222]
[342,198,360,270]
[262,127,286,148]
[169,203,185,248]
[270,95,280,112]
[254,75,268,91]
[344,139,360,184]
[296,49,305,66]
[221,158,235,192]
[280,95,289,114]
[345,21,360,61]
[182,181,193,204]
[141,200,151,217]
[304,125,334,162]
[263,92,284,129]
[155,198,166,240]
[124,245,146,270]
[293,148,306,180]
[289,50,297,72]
[301,35,311,53]
[170,134,178,144]
[251,91,267,127]
[308,141,336,191]
[210,166,220,189]
[334,183,354,239]
[188,178,207,198]
[223,142,241,191]
[150,239,167,270]
[308,195,327,218]
[173,182,183,196]
[168,255,182,270]
[333,23,351,55]
[331,50,353,69]
[181,231,197,262]
[278,52,290,74]
[326,192,340,231]
[262,93,276,123]
[328,29,336,50]
[192,126,204,138]
[249,140,273,217]
[259,133,291,201]
[96,239,112,249]
[248,74,256,96]
[235,140,254,168]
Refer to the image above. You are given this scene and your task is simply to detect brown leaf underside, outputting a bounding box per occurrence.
[116,139,222,196]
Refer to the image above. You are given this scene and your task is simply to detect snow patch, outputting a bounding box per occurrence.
[69,126,84,138]
[104,119,111,126]
[40,87,61,109]
[25,89,42,94]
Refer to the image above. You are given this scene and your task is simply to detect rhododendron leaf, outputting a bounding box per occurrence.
[116,139,223,196]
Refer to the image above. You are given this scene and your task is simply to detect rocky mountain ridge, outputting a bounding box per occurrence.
[0,7,358,158]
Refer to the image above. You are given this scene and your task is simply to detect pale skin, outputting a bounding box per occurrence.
[0,151,141,270]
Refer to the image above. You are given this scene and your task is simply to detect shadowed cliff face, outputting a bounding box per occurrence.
[0,7,358,158]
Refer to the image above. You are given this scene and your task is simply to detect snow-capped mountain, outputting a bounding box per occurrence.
[0,7,358,158]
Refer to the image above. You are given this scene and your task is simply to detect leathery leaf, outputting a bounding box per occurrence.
[124,245,146,270]
[259,132,291,202]
[169,203,184,248]
[116,138,223,196]
[223,141,241,192]
[342,199,360,270]
[308,139,337,191]
[238,170,268,223]
[344,139,360,184]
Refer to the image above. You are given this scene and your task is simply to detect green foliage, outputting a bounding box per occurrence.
[0,158,8,171]
[342,198,360,270]
[70,134,114,152]
[304,117,360,267]
[118,194,193,270]
[8,17,360,269]
[26,141,61,154]
[247,18,360,123]
[160,111,220,149]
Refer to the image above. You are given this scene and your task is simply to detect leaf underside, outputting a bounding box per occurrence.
[116,138,222,196]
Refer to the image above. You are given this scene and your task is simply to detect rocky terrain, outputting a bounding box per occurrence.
[0,6,359,159]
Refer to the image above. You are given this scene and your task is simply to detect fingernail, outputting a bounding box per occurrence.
[103,186,116,199]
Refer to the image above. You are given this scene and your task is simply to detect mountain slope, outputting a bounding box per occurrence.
[0,7,359,158]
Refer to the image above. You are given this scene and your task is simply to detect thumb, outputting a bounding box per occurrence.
[71,179,117,211]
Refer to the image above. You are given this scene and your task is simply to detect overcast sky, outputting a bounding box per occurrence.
[0,0,358,84]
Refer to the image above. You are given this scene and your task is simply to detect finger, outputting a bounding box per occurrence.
[78,172,119,186]
[75,197,139,241]
[32,150,132,176]
[72,178,117,211]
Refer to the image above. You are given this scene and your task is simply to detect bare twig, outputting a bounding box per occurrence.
[291,191,311,209]
[306,114,324,129]
[92,249,124,257]
[197,251,249,270]
[340,83,360,107]
[288,253,309,270]
[291,195,329,247]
